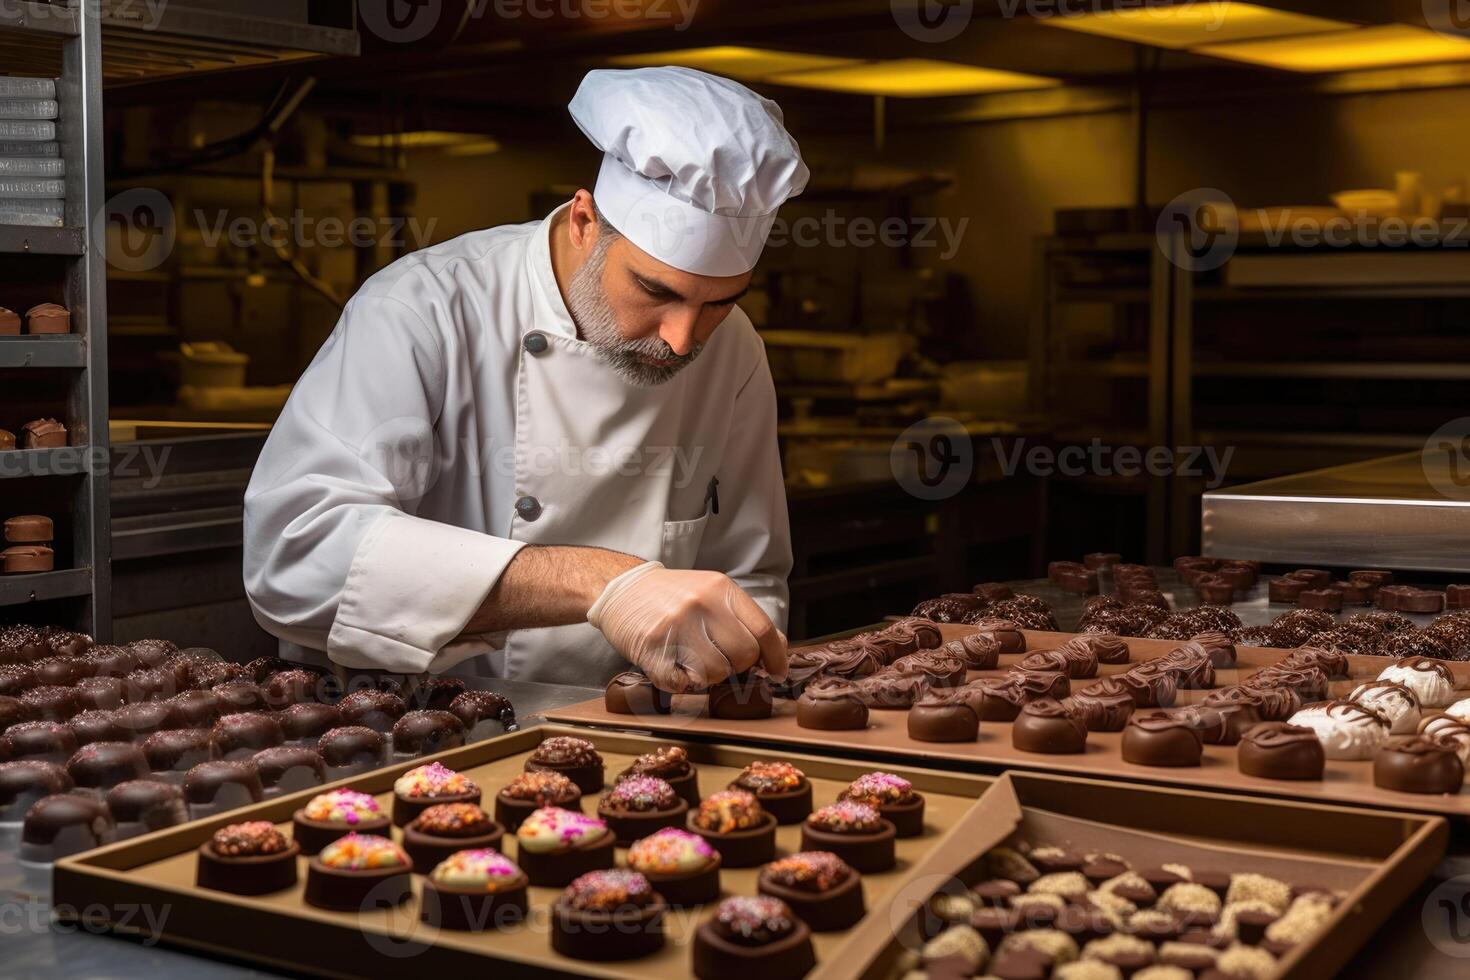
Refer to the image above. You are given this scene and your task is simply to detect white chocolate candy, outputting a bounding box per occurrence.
[1348,681,1421,735]
[1445,698,1470,723]
[1378,658,1457,708]
[1419,716,1470,765]
[1288,701,1389,760]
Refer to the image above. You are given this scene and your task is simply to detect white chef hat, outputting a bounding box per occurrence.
[568,66,809,277]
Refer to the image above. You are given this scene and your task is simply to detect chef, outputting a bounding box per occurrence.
[242,66,806,694]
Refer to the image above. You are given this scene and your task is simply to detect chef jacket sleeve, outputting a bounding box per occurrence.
[242,293,525,675]
[695,337,792,631]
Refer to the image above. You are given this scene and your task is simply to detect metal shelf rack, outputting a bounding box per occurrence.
[0,3,110,637]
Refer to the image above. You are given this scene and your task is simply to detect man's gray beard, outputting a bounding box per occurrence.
[566,230,702,387]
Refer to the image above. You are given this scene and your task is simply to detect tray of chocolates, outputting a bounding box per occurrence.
[545,620,1470,821]
[824,770,1446,980]
[52,725,994,978]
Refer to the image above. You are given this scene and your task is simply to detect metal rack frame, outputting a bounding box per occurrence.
[0,2,111,638]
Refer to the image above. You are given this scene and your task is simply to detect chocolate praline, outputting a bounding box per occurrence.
[336,689,407,733]
[799,802,896,873]
[688,789,779,867]
[165,689,221,729]
[106,780,187,835]
[124,667,181,703]
[692,895,814,980]
[604,671,673,715]
[525,735,604,793]
[5,720,78,762]
[942,633,1001,670]
[1064,678,1136,732]
[197,821,300,895]
[494,771,583,831]
[390,709,467,757]
[1012,699,1088,754]
[66,741,150,790]
[20,792,115,862]
[1008,668,1071,701]
[261,668,328,709]
[403,803,505,874]
[1122,712,1204,767]
[756,851,865,932]
[907,691,979,742]
[447,690,517,735]
[0,759,72,821]
[277,702,344,744]
[210,712,284,760]
[210,680,267,715]
[72,676,127,713]
[19,685,83,722]
[244,656,293,683]
[1374,736,1466,794]
[708,671,774,720]
[617,745,699,807]
[1238,722,1325,780]
[67,709,127,746]
[596,776,688,845]
[31,656,87,687]
[317,725,387,772]
[551,869,667,961]
[730,761,812,824]
[253,746,326,794]
[1117,668,1179,709]
[0,666,37,698]
[183,760,264,812]
[1175,702,1262,746]
[142,728,212,774]
[81,646,141,680]
[965,677,1028,721]
[796,679,869,731]
[112,700,176,737]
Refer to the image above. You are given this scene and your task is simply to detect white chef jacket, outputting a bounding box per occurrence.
[242,205,791,686]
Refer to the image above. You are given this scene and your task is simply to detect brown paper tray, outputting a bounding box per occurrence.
[53,724,994,979]
[825,771,1448,980]
[543,627,1470,820]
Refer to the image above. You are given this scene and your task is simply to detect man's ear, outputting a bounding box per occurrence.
[567,188,599,250]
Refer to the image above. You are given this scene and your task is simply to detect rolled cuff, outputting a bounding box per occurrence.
[327,512,526,674]
[738,574,789,634]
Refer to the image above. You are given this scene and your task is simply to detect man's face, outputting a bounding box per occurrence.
[567,222,752,387]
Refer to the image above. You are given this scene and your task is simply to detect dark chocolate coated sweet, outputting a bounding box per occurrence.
[1238,722,1325,780]
[448,690,516,731]
[106,780,188,831]
[795,680,868,731]
[19,685,82,722]
[143,728,212,772]
[67,709,126,746]
[604,672,673,715]
[73,676,127,712]
[165,689,221,728]
[391,710,466,755]
[5,720,78,761]
[183,760,264,806]
[66,741,150,789]
[1374,736,1465,794]
[210,681,267,715]
[253,746,326,790]
[1121,711,1204,767]
[318,726,386,768]
[337,689,407,732]
[210,713,284,759]
[278,702,344,741]
[21,792,113,856]
[1064,679,1135,732]
[708,672,775,720]
[1012,699,1087,754]
[907,693,979,742]
[0,759,72,808]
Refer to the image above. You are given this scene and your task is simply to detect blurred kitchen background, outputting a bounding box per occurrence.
[11,0,1470,648]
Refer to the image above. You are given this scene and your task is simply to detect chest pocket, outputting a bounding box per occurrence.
[660,507,711,569]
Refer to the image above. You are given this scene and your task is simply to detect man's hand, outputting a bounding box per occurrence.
[588,561,787,693]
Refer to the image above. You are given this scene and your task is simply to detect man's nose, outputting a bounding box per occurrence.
[659,309,700,356]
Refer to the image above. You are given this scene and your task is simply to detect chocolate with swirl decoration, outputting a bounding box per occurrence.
[1059,633,1129,666]
[1238,721,1325,780]
[941,634,1000,671]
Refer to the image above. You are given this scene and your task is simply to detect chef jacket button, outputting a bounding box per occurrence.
[523,332,548,355]
[515,495,543,521]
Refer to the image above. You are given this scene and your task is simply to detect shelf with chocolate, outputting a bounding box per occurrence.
[550,624,1470,820]
[52,725,992,978]
[823,770,1447,980]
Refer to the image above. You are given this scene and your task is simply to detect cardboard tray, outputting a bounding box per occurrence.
[825,771,1448,980]
[544,626,1470,820]
[52,724,994,979]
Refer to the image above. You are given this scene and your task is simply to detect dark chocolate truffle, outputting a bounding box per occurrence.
[183,760,264,808]
[210,712,284,760]
[67,709,127,746]
[391,709,466,756]
[337,689,407,732]
[210,680,267,715]
[796,679,869,731]
[66,741,150,790]
[5,720,78,762]
[1012,699,1088,754]
[318,725,387,770]
[1374,736,1465,794]
[74,676,127,712]
[1122,712,1204,767]
[106,780,188,832]
[20,792,114,861]
[253,745,326,791]
[604,672,673,715]
[1238,722,1325,780]
[278,702,344,742]
[143,728,212,773]
[448,690,516,733]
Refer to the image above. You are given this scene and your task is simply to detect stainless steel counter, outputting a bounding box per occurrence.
[1202,451,1470,573]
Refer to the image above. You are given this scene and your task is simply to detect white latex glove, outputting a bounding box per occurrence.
[587,561,788,694]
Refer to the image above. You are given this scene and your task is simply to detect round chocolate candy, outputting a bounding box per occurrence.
[907,692,979,743]
[165,689,221,729]
[337,689,407,732]
[66,741,150,790]
[253,746,326,792]
[796,680,869,731]
[106,780,188,832]
[1012,699,1087,754]
[5,720,78,762]
[19,685,83,722]
[210,680,267,715]
[1238,722,1325,780]
[317,725,387,769]
[391,710,467,756]
[20,792,115,861]
[210,713,284,760]
[68,709,127,746]
[449,690,517,732]
[143,728,212,773]
[1373,736,1465,794]
[278,702,344,742]
[1063,679,1135,732]
[1122,712,1204,767]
